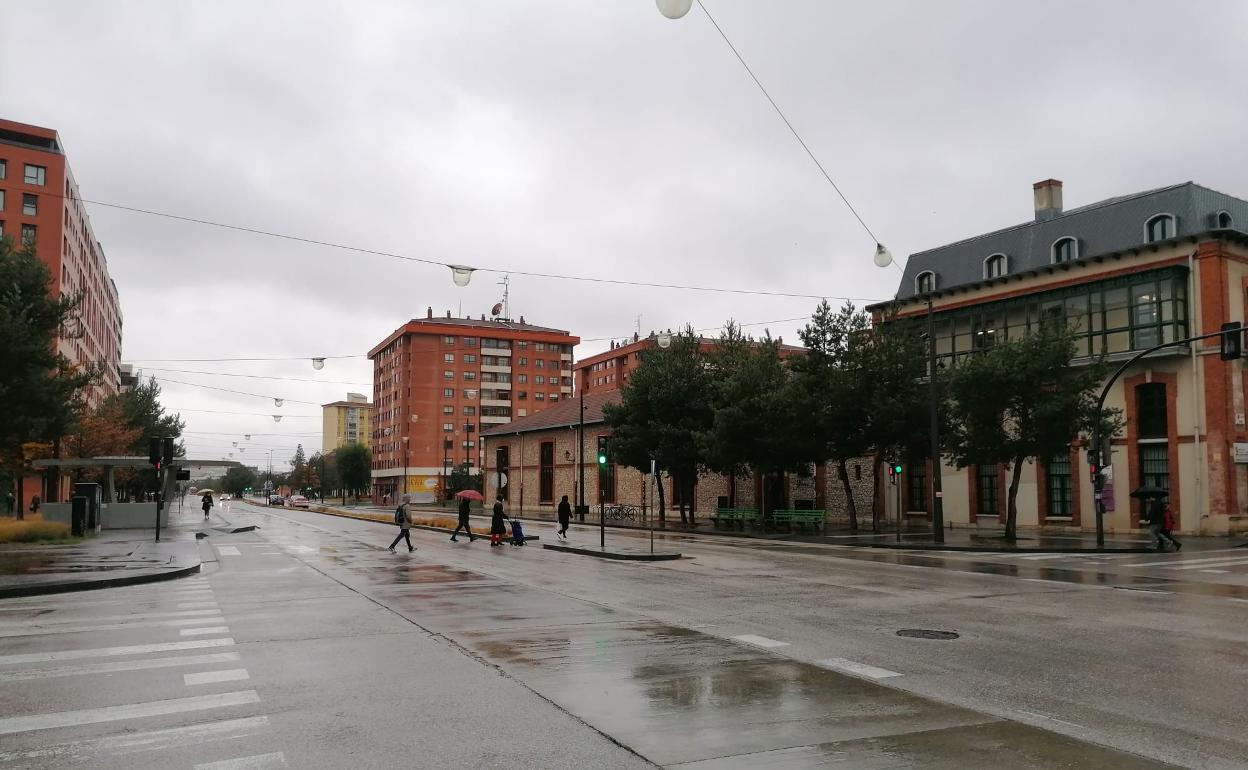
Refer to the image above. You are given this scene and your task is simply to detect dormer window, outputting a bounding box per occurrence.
[984,253,1007,279]
[1145,214,1176,243]
[915,271,936,294]
[1052,237,1078,263]
[1217,211,1233,229]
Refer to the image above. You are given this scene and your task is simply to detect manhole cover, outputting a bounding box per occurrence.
[896,628,960,640]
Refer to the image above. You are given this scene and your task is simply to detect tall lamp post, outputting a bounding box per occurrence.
[401,437,409,502]
[875,245,944,543]
[442,438,452,502]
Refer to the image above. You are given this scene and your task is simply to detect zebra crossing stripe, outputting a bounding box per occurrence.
[0,652,242,683]
[0,637,234,666]
[0,689,259,735]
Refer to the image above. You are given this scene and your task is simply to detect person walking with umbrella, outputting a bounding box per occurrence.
[452,490,480,543]
[556,495,572,541]
[201,491,214,519]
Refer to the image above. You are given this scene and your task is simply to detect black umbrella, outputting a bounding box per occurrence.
[1130,485,1168,500]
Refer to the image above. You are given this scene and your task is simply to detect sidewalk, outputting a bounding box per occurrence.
[0,516,204,599]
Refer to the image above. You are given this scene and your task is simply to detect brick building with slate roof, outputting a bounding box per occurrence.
[869,179,1248,535]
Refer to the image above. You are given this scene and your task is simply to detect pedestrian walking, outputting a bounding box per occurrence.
[1146,496,1180,552]
[1160,500,1182,552]
[201,492,213,519]
[490,494,509,547]
[452,496,475,543]
[557,495,572,540]
[4,491,14,515]
[29,494,40,517]
[389,494,416,552]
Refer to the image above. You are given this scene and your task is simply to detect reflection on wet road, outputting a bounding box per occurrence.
[236,506,1180,769]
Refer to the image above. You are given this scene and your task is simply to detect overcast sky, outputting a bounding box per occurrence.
[3,0,1246,469]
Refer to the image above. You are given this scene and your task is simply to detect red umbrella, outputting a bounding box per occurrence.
[455,490,484,501]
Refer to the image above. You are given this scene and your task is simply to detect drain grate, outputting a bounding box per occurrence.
[896,628,960,640]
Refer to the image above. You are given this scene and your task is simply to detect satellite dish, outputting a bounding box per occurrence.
[490,303,503,317]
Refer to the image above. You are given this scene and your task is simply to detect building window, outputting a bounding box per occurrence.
[915,271,936,294]
[444,353,454,362]
[535,359,545,368]
[549,393,558,402]
[1137,382,1169,495]
[495,447,510,500]
[535,393,545,401]
[1145,214,1175,243]
[463,371,476,380]
[972,315,998,350]
[1046,453,1072,517]
[0,159,6,179]
[462,440,475,449]
[463,337,477,347]
[443,370,454,380]
[535,343,545,351]
[539,442,554,503]
[443,405,454,414]
[0,189,5,211]
[464,423,475,432]
[1052,237,1077,263]
[535,375,545,384]
[464,354,476,363]
[1130,284,1161,349]
[464,389,477,399]
[443,335,455,344]
[20,224,35,246]
[907,462,927,512]
[976,465,998,517]
[550,359,559,369]
[1217,211,1233,229]
[518,374,528,384]
[518,357,527,366]
[443,388,454,397]
[443,422,453,431]
[517,391,527,399]
[517,341,528,349]
[983,254,1007,279]
[24,164,46,185]
[463,406,477,416]
[22,194,37,216]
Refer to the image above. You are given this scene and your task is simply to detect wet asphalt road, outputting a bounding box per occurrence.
[4,500,1245,769]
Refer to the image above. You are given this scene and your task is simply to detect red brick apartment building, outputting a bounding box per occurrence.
[575,333,805,396]
[368,309,579,503]
[0,118,123,405]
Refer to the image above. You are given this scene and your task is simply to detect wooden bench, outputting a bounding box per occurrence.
[770,509,827,534]
[711,508,760,530]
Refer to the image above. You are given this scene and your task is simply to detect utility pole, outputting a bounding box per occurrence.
[926,293,945,543]
[578,389,586,522]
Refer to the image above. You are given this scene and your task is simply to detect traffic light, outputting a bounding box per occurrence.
[148,437,162,469]
[162,437,175,465]
[886,462,902,483]
[597,436,609,466]
[1221,321,1243,361]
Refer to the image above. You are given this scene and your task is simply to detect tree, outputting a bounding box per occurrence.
[288,444,310,490]
[0,236,98,517]
[604,327,714,525]
[309,450,339,499]
[944,326,1118,540]
[222,466,258,497]
[702,323,811,523]
[444,462,482,499]
[68,399,142,484]
[336,442,371,504]
[114,378,185,500]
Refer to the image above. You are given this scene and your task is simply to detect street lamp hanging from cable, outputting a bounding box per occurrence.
[449,265,475,287]
[873,243,894,268]
[656,0,693,19]
[311,357,325,370]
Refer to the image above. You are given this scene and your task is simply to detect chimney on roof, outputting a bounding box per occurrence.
[427,307,432,319]
[1033,179,1063,221]
[633,332,639,343]
[446,310,451,318]
[481,314,486,321]
[519,315,525,324]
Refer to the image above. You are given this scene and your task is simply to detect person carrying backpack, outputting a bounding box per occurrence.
[389,494,416,553]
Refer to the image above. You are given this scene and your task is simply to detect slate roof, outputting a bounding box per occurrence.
[479,391,620,437]
[893,182,1248,301]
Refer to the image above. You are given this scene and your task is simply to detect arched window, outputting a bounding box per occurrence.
[1145,214,1176,243]
[915,271,936,294]
[983,253,1007,279]
[1052,237,1078,264]
[1217,211,1233,229]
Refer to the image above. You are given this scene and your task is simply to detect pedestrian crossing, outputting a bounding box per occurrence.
[0,576,288,769]
[847,546,1248,574]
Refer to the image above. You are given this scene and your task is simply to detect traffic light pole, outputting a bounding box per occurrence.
[925,294,945,544]
[1090,324,1240,549]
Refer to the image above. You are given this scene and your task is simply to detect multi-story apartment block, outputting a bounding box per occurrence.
[322,393,373,452]
[0,118,123,405]
[368,309,579,503]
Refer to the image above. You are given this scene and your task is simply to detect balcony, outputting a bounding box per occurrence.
[481,415,510,424]
[560,352,572,361]
[481,398,511,408]
[481,364,512,374]
[487,347,512,357]
[560,385,572,394]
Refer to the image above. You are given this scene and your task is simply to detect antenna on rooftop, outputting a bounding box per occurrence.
[497,274,511,321]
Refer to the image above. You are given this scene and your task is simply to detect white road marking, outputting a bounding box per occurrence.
[1021,578,1071,585]
[180,626,231,637]
[184,668,250,686]
[1113,587,1172,595]
[1019,709,1082,729]
[0,715,270,762]
[1167,557,1248,571]
[0,652,241,683]
[195,752,287,770]
[0,615,226,638]
[178,602,220,609]
[731,634,789,649]
[0,607,221,628]
[1127,553,1248,568]
[1015,554,1071,560]
[1230,598,1248,604]
[0,637,234,665]
[217,546,242,556]
[817,657,902,679]
[1201,569,1230,574]
[0,689,259,735]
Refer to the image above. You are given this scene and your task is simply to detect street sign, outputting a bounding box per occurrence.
[1234,443,1248,464]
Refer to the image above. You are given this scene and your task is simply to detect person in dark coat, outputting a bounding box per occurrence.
[490,495,509,547]
[1146,496,1180,552]
[557,495,572,540]
[1158,498,1181,551]
[201,492,213,519]
[452,496,475,543]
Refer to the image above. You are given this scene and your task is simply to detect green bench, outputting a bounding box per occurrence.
[770,509,826,533]
[711,508,760,530]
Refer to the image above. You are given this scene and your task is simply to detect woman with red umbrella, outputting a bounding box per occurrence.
[452,490,481,543]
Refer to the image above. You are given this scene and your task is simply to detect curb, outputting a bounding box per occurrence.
[0,560,202,600]
[841,541,1154,554]
[542,543,681,561]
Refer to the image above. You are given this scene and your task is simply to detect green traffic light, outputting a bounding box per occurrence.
[597,454,607,465]
[893,464,903,474]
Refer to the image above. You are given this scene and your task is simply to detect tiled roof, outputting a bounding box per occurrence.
[480,391,620,436]
[892,182,1248,301]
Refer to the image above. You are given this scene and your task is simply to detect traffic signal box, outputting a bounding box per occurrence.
[887,462,902,483]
